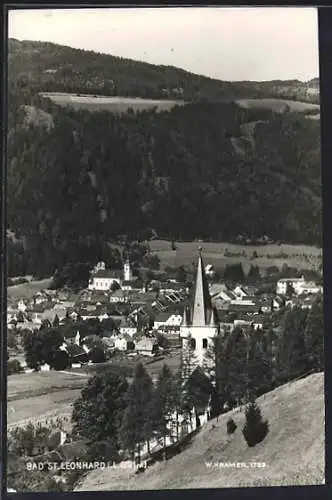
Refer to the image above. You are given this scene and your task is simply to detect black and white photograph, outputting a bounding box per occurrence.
[6,6,324,492]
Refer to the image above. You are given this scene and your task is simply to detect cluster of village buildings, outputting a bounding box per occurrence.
[7,256,322,372]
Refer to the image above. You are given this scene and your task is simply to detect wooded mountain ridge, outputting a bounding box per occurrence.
[8,38,319,103]
[7,39,322,279]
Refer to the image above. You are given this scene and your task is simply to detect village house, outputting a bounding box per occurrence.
[109,289,129,304]
[119,317,137,337]
[276,276,322,296]
[113,334,134,352]
[153,312,183,330]
[232,285,248,299]
[135,337,158,356]
[17,299,28,312]
[205,264,215,277]
[227,300,261,315]
[159,282,186,295]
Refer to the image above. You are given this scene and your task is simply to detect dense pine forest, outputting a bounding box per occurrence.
[7,39,322,278]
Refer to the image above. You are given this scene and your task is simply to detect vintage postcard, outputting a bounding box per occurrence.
[6,6,324,492]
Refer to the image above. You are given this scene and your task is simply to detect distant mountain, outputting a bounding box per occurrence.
[8,38,319,104]
[7,39,322,279]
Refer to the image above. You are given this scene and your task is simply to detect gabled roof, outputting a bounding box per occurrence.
[91,269,123,278]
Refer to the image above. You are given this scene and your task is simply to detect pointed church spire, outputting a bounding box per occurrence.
[192,248,212,326]
[182,307,188,327]
[209,307,218,327]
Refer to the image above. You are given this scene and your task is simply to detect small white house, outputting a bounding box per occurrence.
[114,337,128,351]
[40,363,51,372]
[18,299,27,312]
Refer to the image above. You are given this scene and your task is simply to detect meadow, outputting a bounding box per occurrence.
[40,93,186,113]
[7,278,52,302]
[149,240,322,274]
[235,98,320,114]
[7,371,88,429]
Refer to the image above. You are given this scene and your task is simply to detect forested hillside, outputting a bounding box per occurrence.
[7,40,322,279]
[8,39,319,103]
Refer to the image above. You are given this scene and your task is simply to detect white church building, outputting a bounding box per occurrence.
[88,258,134,292]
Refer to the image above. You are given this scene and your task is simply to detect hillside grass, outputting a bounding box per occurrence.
[149,240,322,273]
[76,372,325,490]
[7,278,52,301]
[235,98,320,114]
[40,93,187,113]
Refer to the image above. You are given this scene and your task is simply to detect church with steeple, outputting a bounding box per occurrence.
[180,249,220,379]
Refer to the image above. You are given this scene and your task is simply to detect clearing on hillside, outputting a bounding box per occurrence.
[76,372,324,490]
[40,93,187,113]
[7,278,53,301]
[149,240,321,273]
[235,98,320,114]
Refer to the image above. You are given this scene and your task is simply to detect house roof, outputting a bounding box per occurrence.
[66,344,88,357]
[228,303,261,313]
[135,338,157,349]
[92,270,123,279]
[111,289,126,298]
[154,312,171,322]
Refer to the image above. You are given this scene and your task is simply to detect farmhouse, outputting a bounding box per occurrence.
[135,338,158,356]
[153,312,183,330]
[276,277,322,296]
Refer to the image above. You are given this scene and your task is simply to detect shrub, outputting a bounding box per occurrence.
[8,359,23,375]
[242,401,269,447]
[226,418,237,434]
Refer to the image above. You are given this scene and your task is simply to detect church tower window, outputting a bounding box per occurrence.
[202,338,208,349]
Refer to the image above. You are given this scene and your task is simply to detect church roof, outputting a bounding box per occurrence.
[191,251,212,326]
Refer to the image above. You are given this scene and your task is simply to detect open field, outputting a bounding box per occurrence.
[149,240,322,273]
[7,371,88,429]
[235,98,320,114]
[7,353,181,430]
[40,93,186,113]
[77,372,325,490]
[7,278,52,301]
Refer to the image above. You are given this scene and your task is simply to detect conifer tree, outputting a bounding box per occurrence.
[304,293,324,372]
[119,363,154,464]
[276,306,308,381]
[152,364,178,461]
[242,401,269,447]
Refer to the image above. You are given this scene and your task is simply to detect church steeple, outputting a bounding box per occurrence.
[182,307,188,327]
[209,307,218,327]
[192,248,211,326]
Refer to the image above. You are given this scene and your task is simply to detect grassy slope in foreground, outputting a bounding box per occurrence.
[76,372,325,490]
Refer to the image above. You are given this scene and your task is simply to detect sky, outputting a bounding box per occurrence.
[8,7,319,82]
